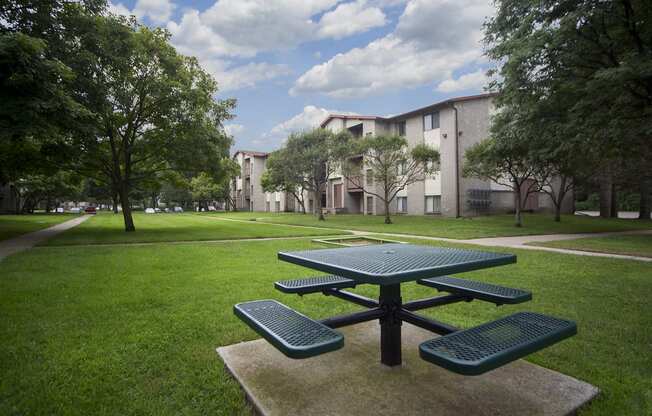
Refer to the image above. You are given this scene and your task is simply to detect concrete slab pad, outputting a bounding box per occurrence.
[217,321,598,416]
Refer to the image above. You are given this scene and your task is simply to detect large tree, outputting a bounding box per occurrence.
[338,134,439,224]
[60,14,235,231]
[281,129,344,220]
[463,132,542,228]
[485,0,652,220]
[261,149,307,213]
[0,1,101,193]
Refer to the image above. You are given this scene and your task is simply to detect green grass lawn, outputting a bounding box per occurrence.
[0,213,77,241]
[530,234,652,258]
[1,237,650,415]
[43,212,346,246]
[212,211,652,239]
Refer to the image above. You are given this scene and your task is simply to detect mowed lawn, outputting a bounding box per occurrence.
[531,234,652,258]
[43,212,346,246]
[0,213,76,241]
[213,211,652,239]
[1,236,651,415]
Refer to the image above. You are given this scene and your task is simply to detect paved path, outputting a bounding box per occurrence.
[364,229,652,262]
[207,216,652,262]
[0,215,91,261]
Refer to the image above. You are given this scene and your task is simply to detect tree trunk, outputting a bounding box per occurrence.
[118,182,135,232]
[610,183,618,218]
[639,179,651,220]
[514,188,522,227]
[384,199,392,224]
[151,194,157,210]
[112,191,119,214]
[599,174,613,218]
[552,176,566,222]
[315,188,325,221]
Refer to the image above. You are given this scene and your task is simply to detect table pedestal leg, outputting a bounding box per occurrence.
[379,284,402,366]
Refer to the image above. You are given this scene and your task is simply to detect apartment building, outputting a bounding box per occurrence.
[231,93,573,217]
[320,93,573,217]
[231,151,267,211]
[231,150,296,212]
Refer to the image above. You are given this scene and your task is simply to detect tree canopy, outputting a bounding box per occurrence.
[338,134,439,224]
[484,0,652,220]
[1,1,237,228]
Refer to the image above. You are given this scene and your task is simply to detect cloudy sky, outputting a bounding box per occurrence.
[109,0,494,152]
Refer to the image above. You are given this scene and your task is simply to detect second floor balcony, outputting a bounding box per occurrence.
[347,176,363,192]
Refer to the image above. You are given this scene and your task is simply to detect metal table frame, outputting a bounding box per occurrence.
[278,244,516,367]
[318,285,469,366]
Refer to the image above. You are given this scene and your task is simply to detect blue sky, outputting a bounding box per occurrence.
[108,0,494,152]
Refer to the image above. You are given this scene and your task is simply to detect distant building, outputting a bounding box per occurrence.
[230,150,298,213]
[320,93,573,217]
[231,93,573,217]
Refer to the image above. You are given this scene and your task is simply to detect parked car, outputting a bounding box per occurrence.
[56,207,65,213]
[84,206,97,214]
[154,208,161,213]
[70,207,81,214]
[173,206,183,213]
[145,208,155,214]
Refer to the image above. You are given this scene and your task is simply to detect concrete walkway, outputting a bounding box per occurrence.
[0,215,91,261]
[366,229,652,262]
[461,230,652,262]
[207,215,652,262]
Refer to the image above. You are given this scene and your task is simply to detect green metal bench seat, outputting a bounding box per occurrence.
[419,312,576,375]
[418,276,531,305]
[275,275,356,295]
[234,300,344,359]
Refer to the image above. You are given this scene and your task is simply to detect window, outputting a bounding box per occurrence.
[397,121,406,136]
[397,196,407,213]
[425,195,441,214]
[275,201,281,212]
[266,201,270,212]
[423,112,440,130]
[366,169,373,186]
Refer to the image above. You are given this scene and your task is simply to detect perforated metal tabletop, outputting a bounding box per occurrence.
[278,243,516,285]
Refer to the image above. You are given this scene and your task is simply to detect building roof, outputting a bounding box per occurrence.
[386,92,498,121]
[319,114,383,128]
[318,92,498,127]
[233,150,268,158]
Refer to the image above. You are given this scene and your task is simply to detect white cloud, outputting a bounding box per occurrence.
[168,0,388,59]
[108,1,132,17]
[436,69,489,92]
[118,0,391,93]
[317,0,387,40]
[257,105,357,146]
[210,61,292,92]
[291,0,493,98]
[224,123,245,136]
[133,0,174,24]
[108,0,174,24]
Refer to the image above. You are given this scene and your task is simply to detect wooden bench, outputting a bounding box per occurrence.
[419,312,576,375]
[418,276,532,305]
[234,300,344,359]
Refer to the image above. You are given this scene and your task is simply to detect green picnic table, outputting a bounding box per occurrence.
[234,243,576,375]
